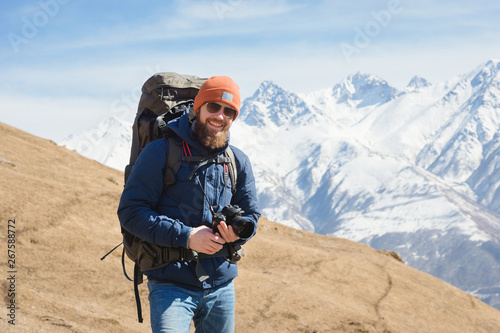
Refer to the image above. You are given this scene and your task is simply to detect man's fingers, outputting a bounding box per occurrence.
[217,223,239,242]
[204,239,223,254]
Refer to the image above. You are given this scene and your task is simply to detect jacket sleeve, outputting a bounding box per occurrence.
[117,139,192,248]
[230,147,261,245]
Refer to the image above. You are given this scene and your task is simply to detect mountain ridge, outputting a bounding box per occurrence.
[332,72,400,108]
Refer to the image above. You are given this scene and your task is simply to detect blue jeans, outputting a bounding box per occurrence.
[147,279,235,333]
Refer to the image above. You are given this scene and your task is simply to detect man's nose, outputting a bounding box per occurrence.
[213,109,225,120]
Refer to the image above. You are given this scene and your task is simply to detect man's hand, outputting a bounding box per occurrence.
[188,225,225,254]
[216,221,240,243]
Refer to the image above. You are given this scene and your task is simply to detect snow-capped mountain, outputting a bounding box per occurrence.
[332,72,400,108]
[416,60,500,185]
[240,80,320,127]
[60,59,500,309]
[406,75,431,91]
[59,116,132,171]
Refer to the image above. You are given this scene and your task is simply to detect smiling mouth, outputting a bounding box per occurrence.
[208,120,224,128]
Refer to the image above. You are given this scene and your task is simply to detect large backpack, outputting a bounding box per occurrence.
[102,72,239,323]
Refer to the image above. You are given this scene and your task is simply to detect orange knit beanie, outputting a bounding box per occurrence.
[193,76,241,119]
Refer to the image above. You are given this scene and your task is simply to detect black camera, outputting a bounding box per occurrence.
[212,205,254,239]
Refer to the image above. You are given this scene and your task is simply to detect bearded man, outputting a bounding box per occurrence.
[118,76,260,333]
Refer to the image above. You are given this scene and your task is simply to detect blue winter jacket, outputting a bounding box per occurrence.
[117,110,260,289]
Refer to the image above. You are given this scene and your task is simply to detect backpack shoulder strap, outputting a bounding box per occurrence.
[163,135,183,188]
[163,135,238,193]
[224,147,238,195]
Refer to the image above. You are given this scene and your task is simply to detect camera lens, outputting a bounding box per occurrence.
[231,216,254,239]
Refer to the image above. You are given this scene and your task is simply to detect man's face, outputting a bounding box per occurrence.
[194,102,236,149]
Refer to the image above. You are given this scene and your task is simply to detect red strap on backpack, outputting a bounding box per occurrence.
[182,141,192,161]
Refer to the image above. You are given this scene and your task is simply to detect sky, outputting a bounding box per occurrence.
[1,0,500,142]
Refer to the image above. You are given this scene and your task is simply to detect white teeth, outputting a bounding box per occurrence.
[208,121,223,127]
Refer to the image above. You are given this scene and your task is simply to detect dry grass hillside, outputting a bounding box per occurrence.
[1,121,500,333]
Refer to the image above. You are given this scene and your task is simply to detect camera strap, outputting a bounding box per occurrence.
[183,141,235,281]
[195,173,217,216]
[183,140,230,211]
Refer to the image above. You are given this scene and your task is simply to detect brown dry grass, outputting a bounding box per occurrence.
[1,121,499,333]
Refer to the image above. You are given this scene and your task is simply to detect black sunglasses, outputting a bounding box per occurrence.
[205,102,237,119]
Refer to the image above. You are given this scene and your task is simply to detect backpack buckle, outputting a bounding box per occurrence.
[175,247,195,262]
[215,156,231,164]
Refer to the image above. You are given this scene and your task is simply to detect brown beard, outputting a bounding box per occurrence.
[193,114,230,149]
